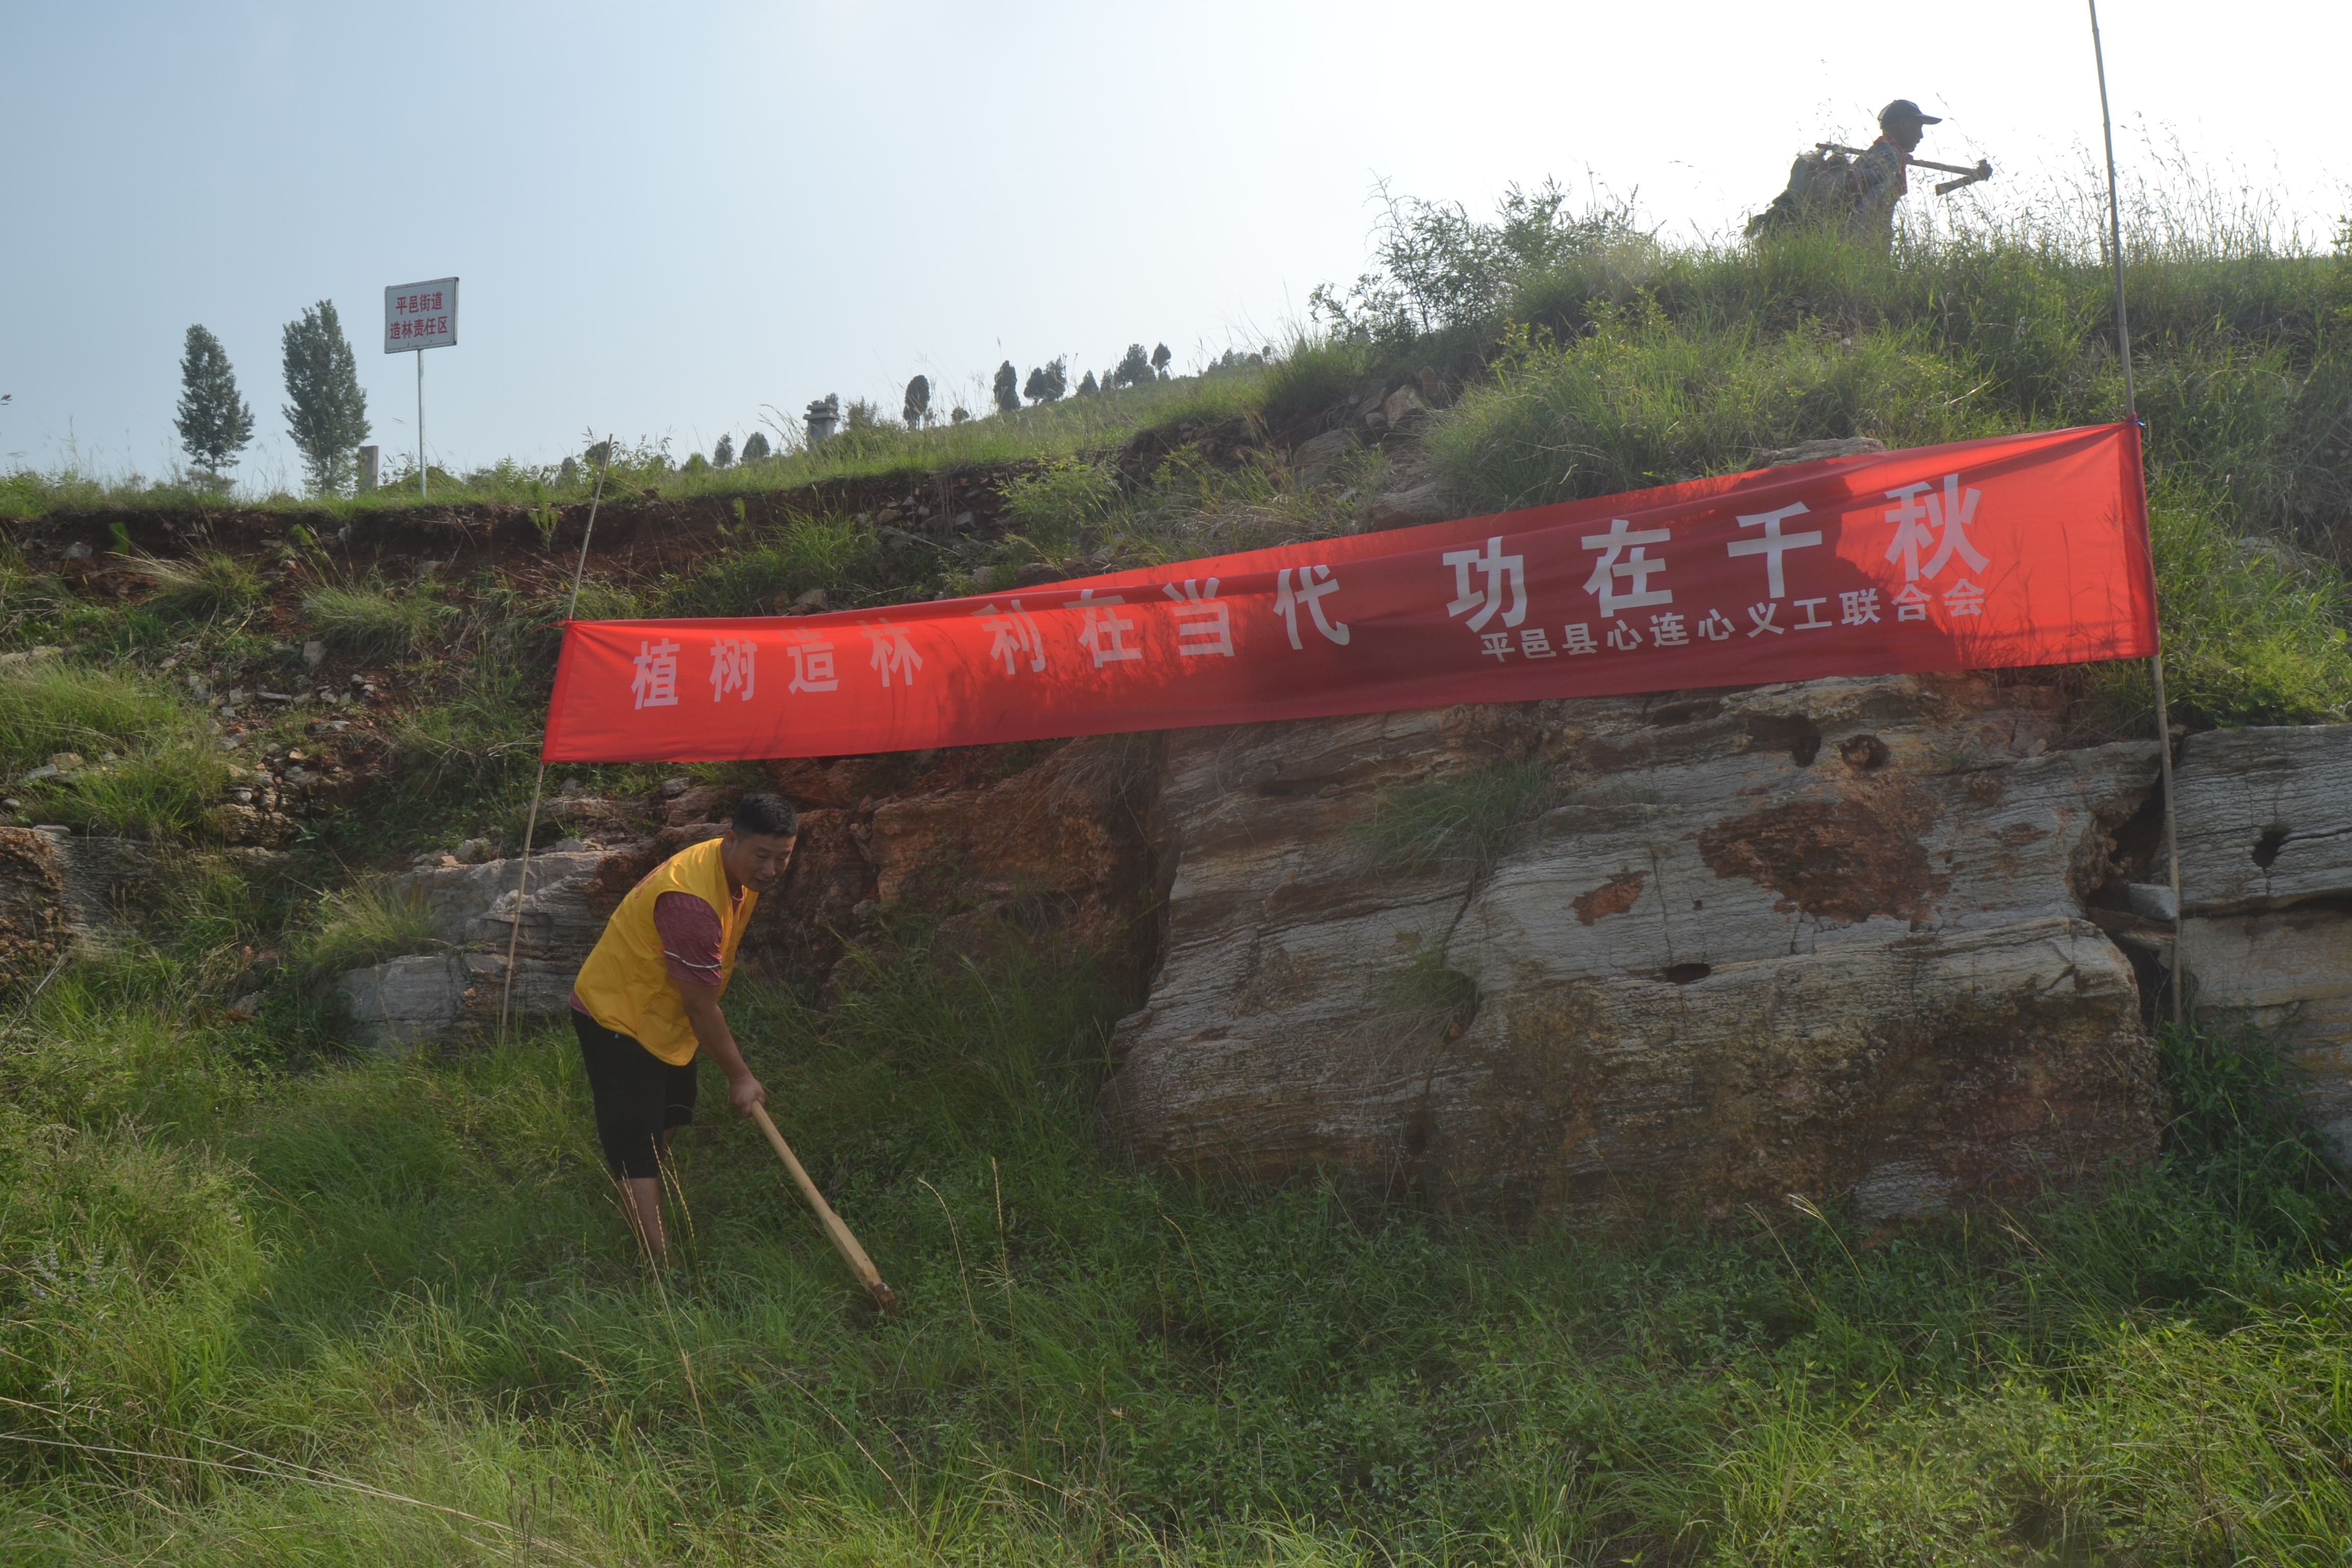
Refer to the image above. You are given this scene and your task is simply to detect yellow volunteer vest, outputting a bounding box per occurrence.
[572,837,756,1066]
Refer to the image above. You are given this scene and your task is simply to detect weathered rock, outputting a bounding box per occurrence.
[0,826,69,988]
[1368,481,1465,531]
[866,734,1158,963]
[1289,429,1360,486]
[336,954,472,1052]
[1382,385,1430,426]
[2180,909,2352,1159]
[2170,725,2352,911]
[1759,436,1889,468]
[2165,723,2352,1158]
[1103,676,2167,1226]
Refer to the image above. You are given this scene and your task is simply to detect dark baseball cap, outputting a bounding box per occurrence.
[1880,99,1944,127]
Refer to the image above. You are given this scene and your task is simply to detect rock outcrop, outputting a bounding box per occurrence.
[329,734,1159,1049]
[1102,675,2172,1226]
[2169,725,2352,1160]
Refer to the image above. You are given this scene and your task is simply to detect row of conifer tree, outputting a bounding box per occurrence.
[173,303,370,494]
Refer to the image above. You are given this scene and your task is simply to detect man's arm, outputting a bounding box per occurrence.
[678,982,765,1114]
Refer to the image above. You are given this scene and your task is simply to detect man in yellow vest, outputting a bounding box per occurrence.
[569,793,799,1260]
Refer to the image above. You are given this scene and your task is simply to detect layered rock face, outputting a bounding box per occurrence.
[2171,725,2352,1160]
[331,734,1157,1049]
[1103,676,2171,1226]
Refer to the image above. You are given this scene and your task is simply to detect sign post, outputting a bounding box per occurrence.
[383,278,459,497]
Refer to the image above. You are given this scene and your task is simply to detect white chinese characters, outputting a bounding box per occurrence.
[1442,537,1527,630]
[1164,578,1234,657]
[785,634,838,693]
[975,600,1047,676]
[631,639,679,709]
[1274,565,1350,649]
[1727,502,1822,598]
[1579,519,1672,615]
[861,620,922,687]
[707,637,755,701]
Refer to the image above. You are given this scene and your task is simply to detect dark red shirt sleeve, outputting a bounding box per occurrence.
[652,891,725,988]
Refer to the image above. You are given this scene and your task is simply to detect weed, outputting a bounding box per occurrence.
[296,877,440,979]
[1353,755,1556,876]
[302,579,456,657]
[120,550,263,620]
[0,663,228,836]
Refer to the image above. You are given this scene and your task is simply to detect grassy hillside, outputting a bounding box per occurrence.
[5,191,2352,1564]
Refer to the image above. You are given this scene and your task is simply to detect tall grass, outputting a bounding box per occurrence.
[4,908,2350,1564]
[0,663,229,836]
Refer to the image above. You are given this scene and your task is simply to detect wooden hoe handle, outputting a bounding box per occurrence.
[749,1103,900,1313]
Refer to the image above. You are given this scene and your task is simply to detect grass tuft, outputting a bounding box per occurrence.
[302,580,457,657]
[0,663,228,836]
[119,550,263,620]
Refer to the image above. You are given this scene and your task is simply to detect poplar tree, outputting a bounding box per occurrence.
[280,300,370,494]
[741,431,771,462]
[1151,342,1173,379]
[993,360,1020,415]
[712,433,735,468]
[902,374,930,427]
[1112,342,1152,388]
[174,324,254,483]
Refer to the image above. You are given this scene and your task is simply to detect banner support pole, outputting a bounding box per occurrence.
[497,436,613,1045]
[2090,0,2185,1023]
[416,348,427,500]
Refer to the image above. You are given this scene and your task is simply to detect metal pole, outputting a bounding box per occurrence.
[2090,0,2186,1022]
[416,348,426,499]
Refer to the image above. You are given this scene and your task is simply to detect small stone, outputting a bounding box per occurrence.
[1381,384,1429,425]
[303,640,327,667]
[1289,429,1359,485]
[45,753,84,772]
[455,838,493,864]
[660,777,693,799]
[63,542,91,559]
[791,588,828,611]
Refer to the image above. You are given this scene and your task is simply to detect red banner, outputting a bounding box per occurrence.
[543,423,2157,763]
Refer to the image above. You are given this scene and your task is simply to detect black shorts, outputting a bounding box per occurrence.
[572,1010,697,1180]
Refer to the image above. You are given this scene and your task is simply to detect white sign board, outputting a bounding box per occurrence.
[384,277,458,352]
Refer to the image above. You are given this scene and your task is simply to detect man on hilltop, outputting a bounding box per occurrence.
[1844,99,1943,246]
[1746,97,1956,248]
[568,794,799,1261]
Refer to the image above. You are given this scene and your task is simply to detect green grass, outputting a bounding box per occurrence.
[4,176,2352,1566]
[0,662,230,837]
[1353,755,1557,876]
[4,905,2350,1565]
[303,580,457,658]
[119,550,264,620]
[295,877,440,978]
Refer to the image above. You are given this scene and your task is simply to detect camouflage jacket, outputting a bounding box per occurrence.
[1846,137,1910,243]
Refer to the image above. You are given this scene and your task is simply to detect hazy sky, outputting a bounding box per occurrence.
[4,2,2342,491]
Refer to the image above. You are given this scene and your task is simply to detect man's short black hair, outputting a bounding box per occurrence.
[729,793,798,839]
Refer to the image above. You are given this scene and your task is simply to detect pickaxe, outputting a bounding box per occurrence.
[1816,143,1995,195]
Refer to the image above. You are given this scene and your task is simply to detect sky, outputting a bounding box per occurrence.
[3,1,2343,492]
